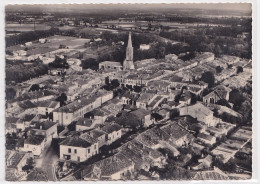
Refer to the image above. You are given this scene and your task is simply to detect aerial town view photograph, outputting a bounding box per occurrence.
[4,3,253,181]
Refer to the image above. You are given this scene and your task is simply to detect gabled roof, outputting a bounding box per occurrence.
[31,121,57,130]
[24,135,45,145]
[60,136,92,148]
[130,109,150,119]
[160,122,190,140]
[101,123,121,134]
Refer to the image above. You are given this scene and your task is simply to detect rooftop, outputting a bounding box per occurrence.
[101,123,121,134]
[24,135,45,145]
[60,136,92,148]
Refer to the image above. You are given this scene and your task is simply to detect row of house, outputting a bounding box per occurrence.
[59,123,122,162]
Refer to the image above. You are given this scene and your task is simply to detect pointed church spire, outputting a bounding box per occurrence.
[127,32,132,48]
[123,31,135,70]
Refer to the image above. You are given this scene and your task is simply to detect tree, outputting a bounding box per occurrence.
[229,89,244,108]
[6,88,16,100]
[56,93,67,106]
[29,84,40,92]
[215,66,222,73]
[111,79,120,89]
[237,66,243,74]
[201,71,215,88]
[26,157,34,166]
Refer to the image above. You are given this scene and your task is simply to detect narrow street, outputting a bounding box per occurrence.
[37,144,59,181]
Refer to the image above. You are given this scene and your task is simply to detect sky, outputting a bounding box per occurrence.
[6,3,252,13]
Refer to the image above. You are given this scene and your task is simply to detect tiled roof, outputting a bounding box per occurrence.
[60,136,92,148]
[7,151,27,169]
[160,122,190,140]
[130,109,150,119]
[76,118,93,127]
[24,135,45,145]
[37,100,59,108]
[197,133,215,141]
[18,100,36,109]
[32,121,57,130]
[101,123,121,134]
[95,153,133,177]
[23,114,36,122]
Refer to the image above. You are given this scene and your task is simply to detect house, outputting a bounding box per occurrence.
[130,109,153,127]
[191,167,229,180]
[53,90,113,126]
[160,122,193,147]
[179,103,214,127]
[203,85,232,104]
[30,121,58,143]
[197,132,216,145]
[48,68,66,76]
[101,123,122,145]
[136,92,155,109]
[37,100,60,116]
[59,135,99,162]
[88,129,107,150]
[82,153,134,180]
[120,91,140,106]
[23,135,45,156]
[99,61,123,71]
[140,44,150,50]
[192,155,213,170]
[75,118,100,131]
[6,150,33,173]
[5,117,19,134]
[157,108,171,120]
[39,38,47,43]
[179,91,192,106]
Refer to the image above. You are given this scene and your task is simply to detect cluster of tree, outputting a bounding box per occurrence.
[48,56,69,69]
[159,23,252,59]
[56,93,67,107]
[6,27,59,47]
[200,71,215,88]
[6,87,16,100]
[80,58,99,70]
[6,59,48,84]
[103,78,120,91]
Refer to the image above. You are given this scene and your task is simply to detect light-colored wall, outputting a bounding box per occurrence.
[60,142,99,162]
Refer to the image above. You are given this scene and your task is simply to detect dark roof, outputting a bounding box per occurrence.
[76,118,93,127]
[24,135,45,145]
[95,153,133,177]
[197,133,215,141]
[23,114,36,122]
[18,100,36,109]
[32,121,57,130]
[130,109,150,119]
[5,117,19,125]
[101,123,121,134]
[161,122,190,140]
[37,100,59,108]
[60,136,92,148]
[7,151,27,169]
[89,129,106,139]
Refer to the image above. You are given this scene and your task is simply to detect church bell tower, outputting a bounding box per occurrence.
[123,32,135,70]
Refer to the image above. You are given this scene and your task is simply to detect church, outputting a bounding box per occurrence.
[99,32,135,71]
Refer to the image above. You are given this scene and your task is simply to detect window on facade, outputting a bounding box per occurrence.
[74,149,77,154]
[88,148,90,153]
[68,148,71,153]
[94,145,96,149]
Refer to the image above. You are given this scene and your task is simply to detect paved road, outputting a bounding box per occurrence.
[40,145,59,181]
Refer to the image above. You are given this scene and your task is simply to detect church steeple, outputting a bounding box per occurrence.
[123,32,135,70]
